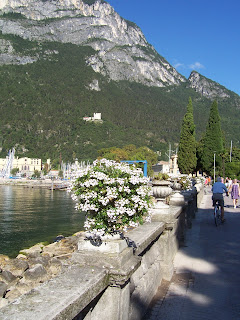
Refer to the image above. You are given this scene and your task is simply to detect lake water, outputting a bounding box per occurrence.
[0,185,85,258]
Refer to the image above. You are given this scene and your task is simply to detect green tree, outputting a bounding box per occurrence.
[32,170,41,178]
[58,170,63,178]
[225,162,240,180]
[11,167,19,176]
[97,147,129,162]
[97,145,157,176]
[177,97,197,174]
[201,100,224,175]
[42,162,49,175]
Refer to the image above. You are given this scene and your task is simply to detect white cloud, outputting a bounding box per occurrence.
[189,62,205,70]
[174,62,185,69]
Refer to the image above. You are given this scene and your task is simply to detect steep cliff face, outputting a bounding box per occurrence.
[0,0,186,87]
[188,71,230,99]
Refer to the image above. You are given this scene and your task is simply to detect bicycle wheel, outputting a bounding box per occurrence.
[214,205,221,227]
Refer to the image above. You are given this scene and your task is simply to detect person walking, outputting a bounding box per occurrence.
[208,176,212,186]
[212,176,229,222]
[229,178,240,209]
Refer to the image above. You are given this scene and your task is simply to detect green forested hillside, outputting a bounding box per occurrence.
[0,34,239,163]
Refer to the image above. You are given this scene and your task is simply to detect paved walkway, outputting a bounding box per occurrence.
[145,187,240,320]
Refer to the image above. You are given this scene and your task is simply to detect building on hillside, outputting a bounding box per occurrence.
[83,113,102,122]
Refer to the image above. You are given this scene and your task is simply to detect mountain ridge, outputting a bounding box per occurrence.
[0,0,186,87]
[0,0,239,163]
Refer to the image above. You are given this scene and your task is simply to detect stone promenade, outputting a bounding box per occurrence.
[145,186,240,320]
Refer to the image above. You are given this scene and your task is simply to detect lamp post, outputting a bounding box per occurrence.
[213,152,216,183]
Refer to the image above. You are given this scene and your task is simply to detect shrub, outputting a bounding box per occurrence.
[70,159,153,237]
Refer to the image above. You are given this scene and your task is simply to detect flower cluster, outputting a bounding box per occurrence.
[178,176,192,190]
[70,159,153,237]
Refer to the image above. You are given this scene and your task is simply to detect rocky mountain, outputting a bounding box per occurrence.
[0,0,239,163]
[188,71,229,99]
[0,0,185,87]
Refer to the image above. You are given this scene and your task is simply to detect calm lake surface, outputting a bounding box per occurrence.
[0,185,85,258]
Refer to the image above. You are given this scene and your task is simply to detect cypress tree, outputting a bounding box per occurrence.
[178,97,197,174]
[201,100,223,174]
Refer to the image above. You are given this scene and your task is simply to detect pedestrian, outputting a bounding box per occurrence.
[208,176,211,186]
[225,177,229,189]
[205,177,208,186]
[229,179,240,209]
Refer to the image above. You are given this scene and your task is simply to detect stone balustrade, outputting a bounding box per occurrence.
[0,183,204,320]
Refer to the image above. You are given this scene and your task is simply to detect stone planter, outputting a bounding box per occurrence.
[79,233,127,254]
[171,181,182,191]
[169,192,186,206]
[152,180,173,201]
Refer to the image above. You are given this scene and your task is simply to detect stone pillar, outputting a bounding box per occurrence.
[72,237,140,320]
[194,183,204,207]
[84,283,130,320]
[150,205,184,281]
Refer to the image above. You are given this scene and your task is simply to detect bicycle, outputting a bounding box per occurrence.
[214,201,222,227]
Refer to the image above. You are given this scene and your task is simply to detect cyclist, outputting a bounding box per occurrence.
[212,176,229,223]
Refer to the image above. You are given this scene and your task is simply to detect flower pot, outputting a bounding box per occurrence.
[78,232,127,253]
[152,180,173,200]
[172,182,182,191]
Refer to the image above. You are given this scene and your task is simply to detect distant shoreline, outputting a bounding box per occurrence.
[0,178,70,190]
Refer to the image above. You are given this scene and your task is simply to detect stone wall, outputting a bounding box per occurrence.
[0,183,203,320]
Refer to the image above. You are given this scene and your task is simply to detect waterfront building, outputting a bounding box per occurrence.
[0,155,42,177]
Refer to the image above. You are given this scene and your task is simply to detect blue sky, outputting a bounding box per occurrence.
[107,0,240,95]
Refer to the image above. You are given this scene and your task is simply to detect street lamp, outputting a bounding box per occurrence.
[213,152,216,183]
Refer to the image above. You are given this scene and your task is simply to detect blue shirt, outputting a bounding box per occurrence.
[212,182,228,194]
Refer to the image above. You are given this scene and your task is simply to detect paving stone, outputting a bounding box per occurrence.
[144,186,240,320]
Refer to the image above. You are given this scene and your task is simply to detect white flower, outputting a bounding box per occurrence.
[71,194,78,201]
[90,171,107,180]
[83,179,99,187]
[70,158,153,235]
[115,198,130,207]
[125,208,136,216]
[106,186,118,199]
[98,196,110,206]
[123,186,131,193]
[129,221,139,228]
[116,178,125,185]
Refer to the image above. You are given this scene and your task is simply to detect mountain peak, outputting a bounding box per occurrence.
[188,71,230,99]
[0,0,185,87]
[0,0,112,19]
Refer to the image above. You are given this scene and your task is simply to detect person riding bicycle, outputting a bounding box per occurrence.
[212,176,229,223]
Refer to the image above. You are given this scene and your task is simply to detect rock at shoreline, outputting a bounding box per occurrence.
[21,264,49,283]
[0,270,17,285]
[28,255,50,269]
[0,297,8,308]
[0,232,83,308]
[4,259,29,277]
[19,242,46,257]
[0,255,10,269]
[0,281,7,297]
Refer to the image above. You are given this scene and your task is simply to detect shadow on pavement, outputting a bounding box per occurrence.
[143,191,240,320]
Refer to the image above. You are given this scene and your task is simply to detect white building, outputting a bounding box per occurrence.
[152,155,180,176]
[83,113,102,122]
[0,156,42,177]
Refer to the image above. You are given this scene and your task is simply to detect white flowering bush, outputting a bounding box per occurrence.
[178,176,192,190]
[70,159,153,237]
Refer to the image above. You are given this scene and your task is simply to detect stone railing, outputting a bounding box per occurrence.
[0,183,204,320]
